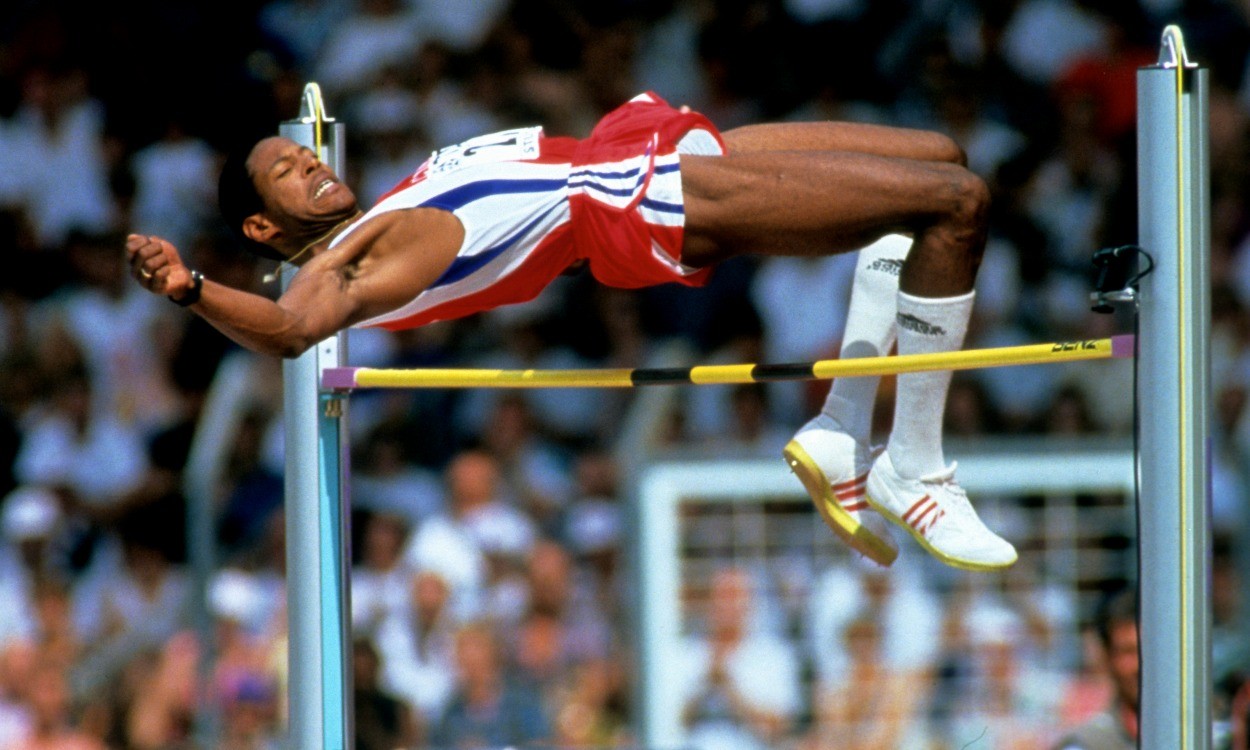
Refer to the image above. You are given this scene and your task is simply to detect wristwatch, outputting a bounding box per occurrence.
[170,270,203,307]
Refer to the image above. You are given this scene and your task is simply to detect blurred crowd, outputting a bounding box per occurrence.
[1,0,1249,748]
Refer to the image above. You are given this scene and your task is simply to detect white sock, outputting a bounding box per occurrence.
[820,234,911,444]
[886,290,975,479]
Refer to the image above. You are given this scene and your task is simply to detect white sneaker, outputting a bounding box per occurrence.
[865,451,1017,571]
[784,416,898,567]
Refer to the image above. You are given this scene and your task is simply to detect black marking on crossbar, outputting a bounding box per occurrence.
[749,363,820,382]
[630,368,694,385]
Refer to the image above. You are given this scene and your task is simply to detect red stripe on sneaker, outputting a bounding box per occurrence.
[834,486,865,501]
[841,501,869,512]
[901,495,932,523]
[910,501,938,529]
[830,473,868,492]
[920,510,946,536]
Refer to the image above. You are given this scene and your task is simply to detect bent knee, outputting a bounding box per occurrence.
[944,167,990,224]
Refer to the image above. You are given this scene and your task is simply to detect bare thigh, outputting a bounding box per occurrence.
[721,122,965,164]
[680,150,974,267]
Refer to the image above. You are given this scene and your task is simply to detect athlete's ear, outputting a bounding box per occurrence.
[243,213,281,244]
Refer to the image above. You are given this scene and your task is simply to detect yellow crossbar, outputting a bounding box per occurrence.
[323,335,1133,390]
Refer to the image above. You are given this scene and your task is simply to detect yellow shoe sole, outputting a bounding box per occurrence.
[783,440,897,567]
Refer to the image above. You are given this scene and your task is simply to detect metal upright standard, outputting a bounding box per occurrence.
[1137,26,1212,750]
[280,83,353,750]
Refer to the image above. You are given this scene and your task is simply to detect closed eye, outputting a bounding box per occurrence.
[270,147,314,179]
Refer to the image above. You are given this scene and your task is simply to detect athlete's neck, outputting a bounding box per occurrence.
[263,212,362,285]
[288,211,363,264]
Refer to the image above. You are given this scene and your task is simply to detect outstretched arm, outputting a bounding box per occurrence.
[126,234,359,358]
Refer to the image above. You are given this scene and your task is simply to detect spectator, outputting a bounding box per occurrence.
[512,611,570,708]
[948,601,1062,748]
[14,365,149,514]
[508,542,612,715]
[750,252,855,366]
[217,407,284,557]
[0,486,62,648]
[716,383,791,457]
[256,0,350,73]
[3,63,115,249]
[480,394,574,535]
[1053,16,1156,148]
[350,66,430,206]
[561,450,624,622]
[678,566,802,750]
[29,578,81,670]
[128,115,219,251]
[0,641,34,748]
[806,557,942,686]
[457,311,605,446]
[807,614,928,749]
[313,0,423,99]
[930,66,1027,180]
[558,656,630,748]
[351,511,413,636]
[213,672,282,750]
[406,42,504,149]
[12,658,106,750]
[523,539,611,662]
[999,0,1110,87]
[374,565,459,727]
[431,621,550,749]
[123,633,198,750]
[208,569,279,684]
[1053,588,1139,749]
[403,449,533,622]
[71,514,188,658]
[0,366,24,499]
[409,0,510,53]
[353,638,419,750]
[1212,534,1249,718]
[45,229,182,432]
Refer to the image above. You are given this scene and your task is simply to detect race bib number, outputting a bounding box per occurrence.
[426,126,543,175]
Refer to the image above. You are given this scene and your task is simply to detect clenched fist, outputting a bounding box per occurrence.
[126,234,195,300]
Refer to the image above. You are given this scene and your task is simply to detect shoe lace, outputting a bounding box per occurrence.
[917,462,975,522]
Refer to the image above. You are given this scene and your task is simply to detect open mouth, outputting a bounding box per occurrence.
[313,178,335,201]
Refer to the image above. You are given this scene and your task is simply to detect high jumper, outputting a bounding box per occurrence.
[126,91,1016,571]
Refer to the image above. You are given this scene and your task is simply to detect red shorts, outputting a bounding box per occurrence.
[569,92,726,289]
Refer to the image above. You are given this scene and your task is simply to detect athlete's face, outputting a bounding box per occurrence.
[247,136,358,232]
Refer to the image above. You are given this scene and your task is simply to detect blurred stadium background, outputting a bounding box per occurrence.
[0,0,1247,748]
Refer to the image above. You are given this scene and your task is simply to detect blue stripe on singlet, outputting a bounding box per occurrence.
[569,161,678,181]
[572,170,648,197]
[640,197,683,214]
[571,166,642,181]
[428,201,563,289]
[420,178,568,213]
[567,180,640,198]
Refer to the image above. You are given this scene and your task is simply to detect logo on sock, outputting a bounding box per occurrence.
[897,313,947,336]
[868,258,904,276]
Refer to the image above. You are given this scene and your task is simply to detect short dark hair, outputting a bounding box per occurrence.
[217,145,285,261]
[1095,587,1138,648]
